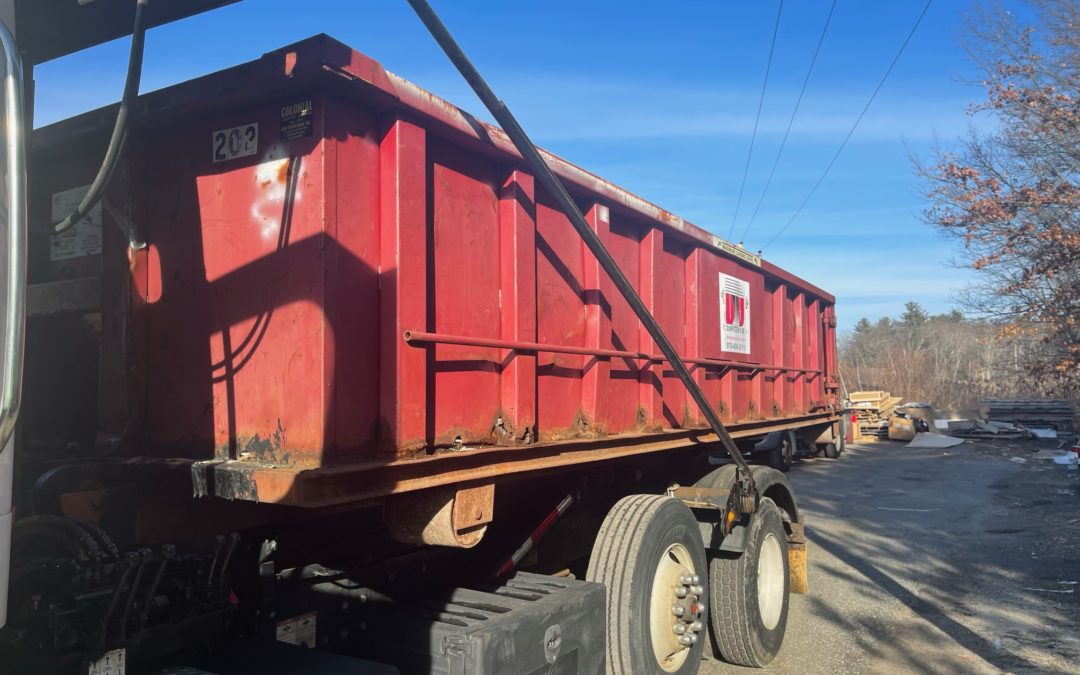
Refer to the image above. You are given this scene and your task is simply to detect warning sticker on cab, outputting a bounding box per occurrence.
[87,648,126,675]
[50,185,102,261]
[276,611,317,648]
[720,273,751,355]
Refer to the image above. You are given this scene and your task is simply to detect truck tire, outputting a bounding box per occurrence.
[766,431,794,472]
[822,442,840,459]
[587,495,708,675]
[709,498,789,667]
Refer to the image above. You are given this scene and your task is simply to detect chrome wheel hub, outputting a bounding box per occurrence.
[650,544,704,671]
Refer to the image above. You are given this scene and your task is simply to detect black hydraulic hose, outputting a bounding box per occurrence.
[405,0,756,486]
[53,0,149,234]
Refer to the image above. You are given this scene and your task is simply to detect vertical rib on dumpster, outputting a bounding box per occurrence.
[497,171,537,441]
[379,120,428,454]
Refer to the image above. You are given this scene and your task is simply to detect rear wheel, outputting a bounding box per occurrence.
[822,442,840,459]
[587,495,707,675]
[709,498,789,667]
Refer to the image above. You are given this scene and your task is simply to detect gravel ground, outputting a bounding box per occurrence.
[701,438,1080,674]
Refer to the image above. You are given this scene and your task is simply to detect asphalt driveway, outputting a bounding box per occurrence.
[702,439,1080,674]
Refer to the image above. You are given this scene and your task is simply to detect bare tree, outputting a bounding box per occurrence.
[839,304,1061,411]
[917,0,1080,397]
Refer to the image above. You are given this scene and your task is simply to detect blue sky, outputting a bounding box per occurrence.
[33,0,998,329]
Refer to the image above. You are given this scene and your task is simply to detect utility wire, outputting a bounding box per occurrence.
[759,0,934,251]
[727,0,784,240]
[739,0,837,244]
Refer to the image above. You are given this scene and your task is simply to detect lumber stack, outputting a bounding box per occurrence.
[981,399,1077,432]
[849,391,903,439]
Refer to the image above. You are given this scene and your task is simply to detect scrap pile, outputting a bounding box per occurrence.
[940,419,1030,441]
[849,390,903,439]
[981,399,1077,432]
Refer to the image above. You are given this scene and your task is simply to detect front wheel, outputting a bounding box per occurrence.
[709,497,790,667]
[587,495,708,675]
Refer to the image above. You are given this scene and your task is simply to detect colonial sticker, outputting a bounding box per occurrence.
[50,185,103,261]
[719,273,751,355]
[280,100,314,141]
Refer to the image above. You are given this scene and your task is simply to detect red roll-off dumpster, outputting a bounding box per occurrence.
[26,35,841,510]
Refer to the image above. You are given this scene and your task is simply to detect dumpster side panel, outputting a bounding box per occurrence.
[536,199,587,437]
[430,138,502,446]
[603,216,643,434]
[143,97,331,464]
[25,36,842,506]
[653,232,688,429]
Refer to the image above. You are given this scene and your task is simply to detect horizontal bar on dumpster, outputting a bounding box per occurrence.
[402,330,822,375]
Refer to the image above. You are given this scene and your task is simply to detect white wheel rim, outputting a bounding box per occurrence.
[649,543,700,672]
[757,532,784,631]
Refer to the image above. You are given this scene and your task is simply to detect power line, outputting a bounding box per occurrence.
[759,0,934,251]
[739,0,838,244]
[727,0,785,240]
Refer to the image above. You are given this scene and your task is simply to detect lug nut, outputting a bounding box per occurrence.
[690,620,703,632]
[672,605,685,617]
[694,602,706,615]
[678,635,695,646]
[673,624,686,635]
[680,574,694,585]
[689,585,704,596]
[674,587,688,598]
[691,574,700,585]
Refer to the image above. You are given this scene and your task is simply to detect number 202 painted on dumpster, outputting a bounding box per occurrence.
[211,123,259,163]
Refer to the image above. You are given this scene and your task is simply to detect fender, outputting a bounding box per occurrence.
[748,431,787,452]
[669,464,808,594]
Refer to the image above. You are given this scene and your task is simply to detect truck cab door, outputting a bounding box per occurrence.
[0,15,26,629]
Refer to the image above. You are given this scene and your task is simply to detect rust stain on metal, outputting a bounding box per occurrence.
[384,482,494,548]
[451,483,495,532]
[227,420,293,466]
[202,412,840,508]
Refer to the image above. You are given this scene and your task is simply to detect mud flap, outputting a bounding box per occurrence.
[788,542,809,594]
[788,520,808,594]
